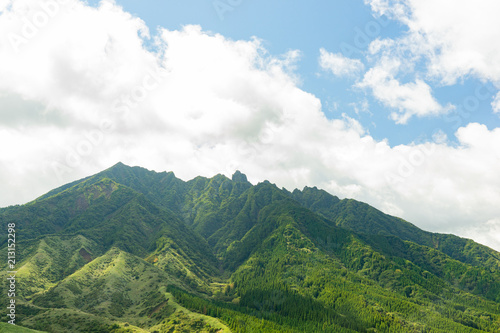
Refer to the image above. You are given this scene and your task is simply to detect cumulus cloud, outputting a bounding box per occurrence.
[0,0,499,251]
[357,62,454,124]
[319,48,364,77]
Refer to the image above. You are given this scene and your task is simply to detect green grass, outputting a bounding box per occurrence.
[18,308,149,333]
[149,289,231,333]
[0,323,47,333]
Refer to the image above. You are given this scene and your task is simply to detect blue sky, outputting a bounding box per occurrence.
[1,0,500,250]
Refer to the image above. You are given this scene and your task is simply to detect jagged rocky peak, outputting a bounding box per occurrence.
[231,170,248,183]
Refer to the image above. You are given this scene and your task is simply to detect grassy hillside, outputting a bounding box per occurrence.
[17,248,229,333]
[3,235,100,298]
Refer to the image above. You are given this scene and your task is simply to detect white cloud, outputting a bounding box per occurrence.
[383,123,500,234]
[0,0,499,252]
[458,219,500,253]
[349,99,371,116]
[358,63,453,124]
[431,129,447,144]
[492,92,500,114]
[319,48,364,77]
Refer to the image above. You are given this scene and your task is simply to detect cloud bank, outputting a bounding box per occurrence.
[0,0,499,250]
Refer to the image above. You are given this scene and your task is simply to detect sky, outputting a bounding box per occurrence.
[0,0,499,250]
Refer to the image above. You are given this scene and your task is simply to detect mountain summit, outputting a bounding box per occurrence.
[1,163,500,332]
[231,170,248,183]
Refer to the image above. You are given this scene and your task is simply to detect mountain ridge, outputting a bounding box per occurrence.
[2,162,500,332]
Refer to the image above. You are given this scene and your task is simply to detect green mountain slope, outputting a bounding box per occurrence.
[8,235,99,299]
[23,247,228,333]
[2,163,500,332]
[291,186,500,272]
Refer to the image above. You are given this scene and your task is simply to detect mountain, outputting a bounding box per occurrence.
[1,163,500,332]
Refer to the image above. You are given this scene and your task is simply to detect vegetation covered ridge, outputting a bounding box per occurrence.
[1,162,500,332]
